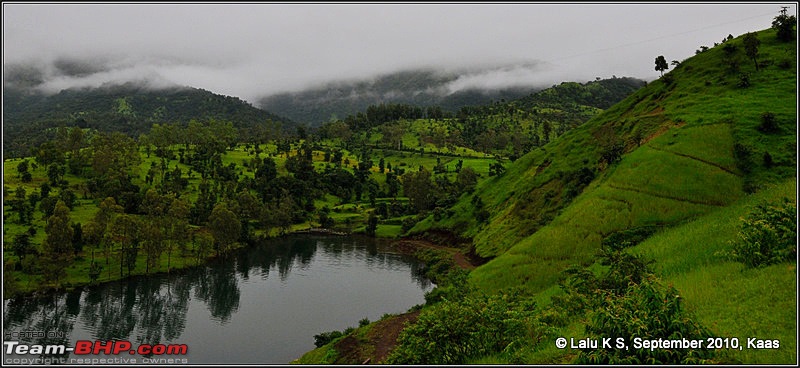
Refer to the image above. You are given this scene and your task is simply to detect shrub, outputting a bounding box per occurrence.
[757,112,779,133]
[601,225,660,251]
[387,288,545,365]
[552,250,714,364]
[401,217,417,233]
[732,143,754,174]
[577,276,715,364]
[313,330,344,348]
[728,198,796,268]
[737,73,750,88]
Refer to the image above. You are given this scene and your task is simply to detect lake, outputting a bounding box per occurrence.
[2,235,433,364]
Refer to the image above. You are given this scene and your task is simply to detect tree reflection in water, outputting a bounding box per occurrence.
[2,235,431,361]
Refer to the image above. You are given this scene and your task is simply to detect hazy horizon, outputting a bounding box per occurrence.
[3,2,794,104]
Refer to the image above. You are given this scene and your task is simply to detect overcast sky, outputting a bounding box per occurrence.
[3,2,795,103]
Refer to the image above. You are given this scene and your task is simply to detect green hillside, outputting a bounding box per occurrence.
[401,26,796,364]
[2,83,295,158]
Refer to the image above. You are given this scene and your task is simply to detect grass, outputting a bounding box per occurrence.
[411,27,795,364]
[629,178,796,364]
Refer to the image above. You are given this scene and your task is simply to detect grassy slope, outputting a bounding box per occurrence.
[415,27,794,363]
[446,27,794,290]
[630,178,796,364]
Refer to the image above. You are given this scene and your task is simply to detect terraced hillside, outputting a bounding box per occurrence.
[410,26,795,363]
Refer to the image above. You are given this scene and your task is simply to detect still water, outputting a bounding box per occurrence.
[2,235,433,364]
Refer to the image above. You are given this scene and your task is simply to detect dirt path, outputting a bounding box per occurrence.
[332,310,421,364]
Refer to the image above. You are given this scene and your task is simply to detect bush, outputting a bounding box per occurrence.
[737,73,751,88]
[757,112,779,133]
[577,276,715,364]
[551,250,714,364]
[732,143,754,174]
[387,288,545,365]
[401,217,417,233]
[313,330,344,348]
[601,226,660,251]
[728,198,796,268]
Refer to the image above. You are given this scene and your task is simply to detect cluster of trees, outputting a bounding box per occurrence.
[6,112,495,292]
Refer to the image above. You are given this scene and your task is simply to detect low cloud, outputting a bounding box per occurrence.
[3,3,787,103]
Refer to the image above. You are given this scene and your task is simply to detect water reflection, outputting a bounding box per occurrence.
[3,235,431,363]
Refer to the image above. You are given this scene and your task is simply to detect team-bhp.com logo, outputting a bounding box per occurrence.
[5,340,188,356]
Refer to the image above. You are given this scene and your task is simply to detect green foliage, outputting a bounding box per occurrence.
[742,32,761,71]
[314,330,345,348]
[757,111,778,133]
[401,217,418,233]
[726,198,796,268]
[3,84,294,158]
[772,7,797,42]
[601,225,660,251]
[402,167,436,212]
[737,72,751,88]
[387,288,545,365]
[546,249,714,364]
[578,276,715,364]
[365,212,378,237]
[655,55,669,76]
[40,200,74,283]
[208,203,241,256]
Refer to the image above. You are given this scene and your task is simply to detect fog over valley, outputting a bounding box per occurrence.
[3,3,786,106]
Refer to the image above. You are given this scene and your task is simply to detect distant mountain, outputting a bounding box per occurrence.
[257,68,543,126]
[2,83,296,158]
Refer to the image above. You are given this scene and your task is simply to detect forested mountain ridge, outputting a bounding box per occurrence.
[2,83,296,158]
[259,67,559,126]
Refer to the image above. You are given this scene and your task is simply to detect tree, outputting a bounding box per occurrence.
[141,220,164,274]
[108,214,140,277]
[366,212,378,237]
[165,197,191,268]
[16,160,32,183]
[208,203,241,256]
[595,125,624,168]
[772,6,797,42]
[402,167,436,213]
[194,229,214,265]
[71,222,84,256]
[455,167,479,193]
[41,200,74,283]
[89,197,123,268]
[10,187,32,224]
[728,198,796,268]
[12,233,34,271]
[654,55,669,76]
[743,32,761,71]
[488,162,506,177]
